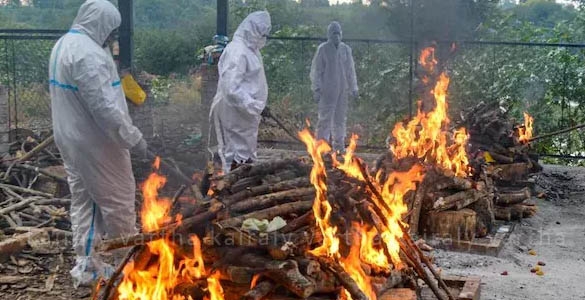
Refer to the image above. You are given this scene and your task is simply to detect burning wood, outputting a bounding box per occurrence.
[99,142,457,300]
[101,46,550,300]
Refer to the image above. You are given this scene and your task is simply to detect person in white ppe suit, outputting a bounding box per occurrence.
[310,21,358,151]
[209,11,271,174]
[48,0,147,287]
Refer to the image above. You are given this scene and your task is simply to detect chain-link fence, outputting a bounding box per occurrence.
[2,29,585,160]
[0,30,62,135]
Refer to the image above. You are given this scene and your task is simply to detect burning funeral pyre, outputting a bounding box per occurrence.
[97,46,541,300]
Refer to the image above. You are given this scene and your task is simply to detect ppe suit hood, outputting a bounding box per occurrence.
[71,0,121,46]
[327,21,343,42]
[233,11,271,50]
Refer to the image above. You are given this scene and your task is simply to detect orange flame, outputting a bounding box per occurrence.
[300,129,421,300]
[518,112,534,144]
[205,271,224,300]
[298,46,471,300]
[118,157,223,300]
[419,47,438,73]
[333,135,423,268]
[250,274,261,289]
[391,48,470,177]
[340,225,376,300]
[298,129,339,258]
[359,226,389,271]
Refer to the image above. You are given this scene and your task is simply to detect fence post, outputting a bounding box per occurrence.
[119,0,133,70]
[217,0,229,37]
[0,85,8,154]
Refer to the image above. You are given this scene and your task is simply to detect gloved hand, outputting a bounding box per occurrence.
[261,106,271,118]
[313,92,321,103]
[133,138,148,159]
[351,90,359,100]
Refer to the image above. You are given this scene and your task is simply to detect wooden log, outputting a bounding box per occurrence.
[495,204,537,221]
[218,201,313,229]
[0,228,48,256]
[0,184,53,197]
[491,163,529,181]
[235,254,316,299]
[309,269,338,293]
[230,176,264,194]
[213,159,304,188]
[230,187,315,213]
[433,190,480,211]
[378,288,417,300]
[469,195,495,237]
[2,214,17,228]
[17,135,54,162]
[98,209,218,252]
[228,177,311,203]
[494,207,511,221]
[280,210,314,234]
[0,275,33,284]
[0,197,39,215]
[295,257,322,278]
[311,256,369,300]
[408,184,425,234]
[423,209,477,241]
[9,211,23,226]
[243,280,276,300]
[33,198,70,206]
[12,164,68,184]
[487,151,514,164]
[218,265,256,284]
[438,177,473,191]
[371,271,405,296]
[496,188,531,206]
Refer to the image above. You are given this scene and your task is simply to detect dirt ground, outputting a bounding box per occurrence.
[434,164,585,300]
[0,162,583,300]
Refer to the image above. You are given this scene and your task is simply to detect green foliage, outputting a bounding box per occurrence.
[3,0,585,161]
[134,29,199,76]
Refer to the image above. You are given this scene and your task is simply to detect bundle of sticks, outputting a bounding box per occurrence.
[456,101,539,222]
[99,156,456,300]
[456,101,542,176]
[0,133,71,257]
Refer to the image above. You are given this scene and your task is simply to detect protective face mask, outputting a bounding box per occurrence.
[332,33,342,46]
[258,36,267,49]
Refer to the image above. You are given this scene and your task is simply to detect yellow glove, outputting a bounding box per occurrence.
[122,74,146,105]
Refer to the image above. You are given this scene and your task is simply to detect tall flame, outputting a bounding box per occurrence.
[300,130,423,300]
[518,112,534,144]
[298,129,339,258]
[340,225,376,300]
[118,157,223,300]
[391,47,470,177]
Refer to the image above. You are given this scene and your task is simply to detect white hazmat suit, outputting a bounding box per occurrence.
[310,22,358,151]
[209,11,271,174]
[48,0,143,287]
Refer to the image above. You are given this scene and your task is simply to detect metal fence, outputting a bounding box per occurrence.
[2,29,585,160]
[0,30,62,134]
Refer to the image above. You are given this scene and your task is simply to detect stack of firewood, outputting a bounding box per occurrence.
[0,134,72,257]
[456,101,541,174]
[456,101,539,222]
[99,157,456,300]
[368,102,542,243]
[373,154,497,241]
